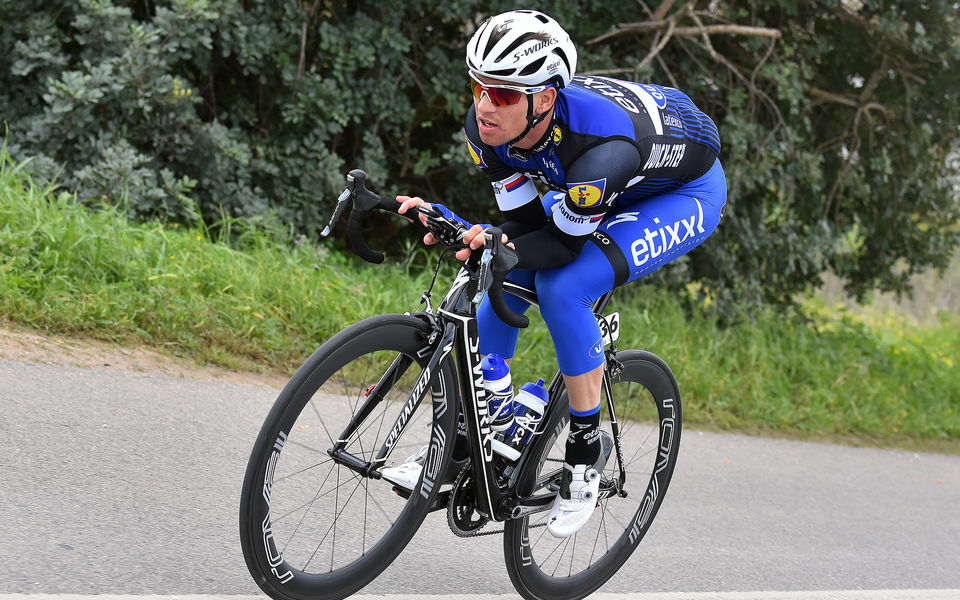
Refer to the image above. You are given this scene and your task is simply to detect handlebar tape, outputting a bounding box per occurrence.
[345,169,400,264]
[341,172,527,329]
[483,228,528,329]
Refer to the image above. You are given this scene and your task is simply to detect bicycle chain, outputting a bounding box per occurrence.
[446,465,550,538]
[458,521,548,538]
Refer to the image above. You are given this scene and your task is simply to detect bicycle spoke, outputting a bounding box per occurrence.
[588,501,609,566]
[334,384,400,462]
[568,531,577,577]
[270,457,333,485]
[547,536,572,577]
[362,474,370,557]
[301,466,365,572]
[348,398,393,448]
[350,356,384,461]
[363,481,400,523]
[623,433,657,470]
[278,461,338,556]
[272,468,364,525]
[330,466,340,572]
[529,513,553,549]
[597,502,631,533]
[282,435,330,456]
[312,396,338,449]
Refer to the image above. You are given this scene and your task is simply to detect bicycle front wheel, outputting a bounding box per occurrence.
[240,314,457,600]
[503,350,682,600]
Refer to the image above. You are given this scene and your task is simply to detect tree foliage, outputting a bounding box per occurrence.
[598,0,960,306]
[1,0,958,309]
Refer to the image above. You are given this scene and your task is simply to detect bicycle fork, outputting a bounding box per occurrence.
[326,321,457,485]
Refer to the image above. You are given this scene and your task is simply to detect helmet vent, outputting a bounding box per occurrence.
[518,56,547,77]
[495,32,551,63]
[554,48,572,79]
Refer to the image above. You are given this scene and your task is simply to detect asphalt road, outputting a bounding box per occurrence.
[1,359,958,597]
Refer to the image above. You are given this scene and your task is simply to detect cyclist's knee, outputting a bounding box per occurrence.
[536,272,592,323]
[536,252,612,301]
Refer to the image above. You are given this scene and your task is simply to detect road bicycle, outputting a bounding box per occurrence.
[239,169,682,600]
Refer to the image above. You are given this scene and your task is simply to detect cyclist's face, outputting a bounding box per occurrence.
[473,76,550,148]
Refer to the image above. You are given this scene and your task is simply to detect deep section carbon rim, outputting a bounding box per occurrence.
[504,350,682,600]
[240,315,456,600]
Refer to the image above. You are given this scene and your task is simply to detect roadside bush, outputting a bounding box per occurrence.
[2,1,958,314]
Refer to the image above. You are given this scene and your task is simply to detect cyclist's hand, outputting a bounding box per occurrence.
[396,195,438,245]
[455,225,513,262]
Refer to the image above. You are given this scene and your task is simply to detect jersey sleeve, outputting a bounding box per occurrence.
[550,139,641,238]
[509,140,642,270]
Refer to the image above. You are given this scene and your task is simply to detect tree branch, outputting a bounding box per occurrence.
[652,0,677,22]
[688,11,719,62]
[297,23,308,83]
[673,24,782,38]
[637,16,679,71]
[809,87,859,108]
[656,52,681,88]
[749,37,778,115]
[808,87,889,117]
[588,20,781,45]
[295,0,324,87]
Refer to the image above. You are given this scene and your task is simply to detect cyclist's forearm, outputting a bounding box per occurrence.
[499,220,541,239]
[501,197,549,230]
[512,226,588,270]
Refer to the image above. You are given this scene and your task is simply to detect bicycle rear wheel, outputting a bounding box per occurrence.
[503,350,682,600]
[240,314,457,600]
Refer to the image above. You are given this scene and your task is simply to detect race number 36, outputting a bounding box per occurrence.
[596,312,620,346]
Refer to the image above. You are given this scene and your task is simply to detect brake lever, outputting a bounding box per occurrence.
[321,186,353,237]
[473,246,495,304]
[473,228,526,327]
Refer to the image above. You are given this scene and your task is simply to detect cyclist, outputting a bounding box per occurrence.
[392,9,726,537]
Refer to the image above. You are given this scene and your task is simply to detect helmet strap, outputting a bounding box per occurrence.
[505,94,551,148]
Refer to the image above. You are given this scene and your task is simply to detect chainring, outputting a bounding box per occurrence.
[446,465,491,537]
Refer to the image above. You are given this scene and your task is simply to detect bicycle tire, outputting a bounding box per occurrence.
[503,350,682,600]
[240,314,457,600]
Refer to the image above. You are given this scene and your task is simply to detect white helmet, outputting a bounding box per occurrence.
[466,10,577,89]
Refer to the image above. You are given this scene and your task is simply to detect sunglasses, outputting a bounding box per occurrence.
[469,74,554,107]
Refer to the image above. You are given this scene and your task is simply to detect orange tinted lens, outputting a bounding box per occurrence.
[471,81,524,106]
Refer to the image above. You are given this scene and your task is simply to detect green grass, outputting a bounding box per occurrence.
[2,149,958,452]
[0,149,441,371]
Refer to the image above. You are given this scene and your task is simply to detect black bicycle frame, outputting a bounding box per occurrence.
[439,271,623,521]
[326,264,624,521]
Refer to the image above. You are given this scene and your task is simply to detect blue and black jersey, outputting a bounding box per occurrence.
[464,75,720,270]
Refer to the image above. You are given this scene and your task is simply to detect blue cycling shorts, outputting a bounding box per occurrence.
[478,158,727,376]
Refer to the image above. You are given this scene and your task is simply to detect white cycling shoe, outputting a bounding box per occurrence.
[546,463,601,537]
[380,445,429,490]
[546,431,613,538]
[380,444,468,492]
